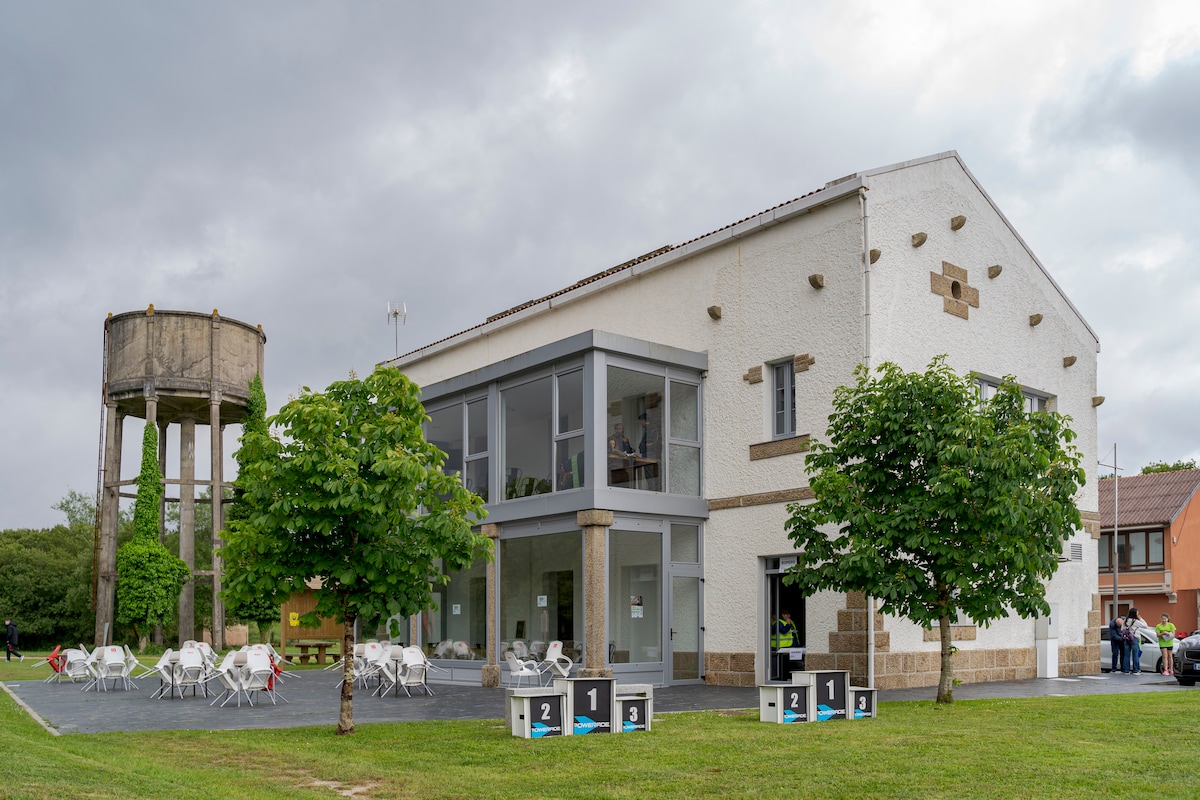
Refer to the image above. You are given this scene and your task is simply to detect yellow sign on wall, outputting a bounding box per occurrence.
[289,612,299,627]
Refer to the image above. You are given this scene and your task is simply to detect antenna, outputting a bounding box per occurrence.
[387,301,407,357]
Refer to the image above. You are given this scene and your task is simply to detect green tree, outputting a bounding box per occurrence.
[0,525,95,648]
[1140,459,1197,475]
[221,375,282,641]
[220,366,489,735]
[116,423,191,651]
[785,358,1086,704]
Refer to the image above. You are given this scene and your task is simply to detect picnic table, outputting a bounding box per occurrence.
[291,640,338,665]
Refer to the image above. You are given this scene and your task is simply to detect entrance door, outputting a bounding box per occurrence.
[766,560,806,681]
[669,575,703,682]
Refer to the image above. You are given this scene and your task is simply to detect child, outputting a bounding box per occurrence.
[1155,613,1177,676]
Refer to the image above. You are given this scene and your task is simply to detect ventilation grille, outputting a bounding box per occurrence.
[1059,542,1084,563]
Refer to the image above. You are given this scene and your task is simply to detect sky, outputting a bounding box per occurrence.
[2,2,1199,529]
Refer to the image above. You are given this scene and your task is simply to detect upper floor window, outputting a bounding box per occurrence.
[427,396,489,502]
[772,360,796,438]
[977,377,1048,412]
[1099,529,1165,573]
[501,368,585,499]
[606,365,702,496]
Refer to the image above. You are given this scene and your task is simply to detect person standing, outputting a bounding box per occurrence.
[772,610,799,649]
[1155,613,1177,676]
[1108,615,1127,673]
[1124,608,1147,674]
[4,618,22,662]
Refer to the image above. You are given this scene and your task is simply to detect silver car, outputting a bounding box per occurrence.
[1100,626,1180,674]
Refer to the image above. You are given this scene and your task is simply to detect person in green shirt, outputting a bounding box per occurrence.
[1156,613,1177,676]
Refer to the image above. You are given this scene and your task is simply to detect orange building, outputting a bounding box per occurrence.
[1099,469,1200,633]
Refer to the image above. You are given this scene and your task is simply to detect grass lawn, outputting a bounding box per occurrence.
[3,654,1199,799]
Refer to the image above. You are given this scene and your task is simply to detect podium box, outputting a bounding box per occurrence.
[849,686,877,720]
[510,690,566,739]
[615,684,653,733]
[758,683,811,724]
[789,670,849,722]
[554,677,617,735]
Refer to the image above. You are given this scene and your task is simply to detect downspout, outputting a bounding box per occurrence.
[860,186,876,689]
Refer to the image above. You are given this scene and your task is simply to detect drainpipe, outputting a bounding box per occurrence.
[860,186,876,688]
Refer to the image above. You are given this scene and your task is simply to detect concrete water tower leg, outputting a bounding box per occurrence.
[209,398,225,651]
[178,415,196,644]
[95,404,123,647]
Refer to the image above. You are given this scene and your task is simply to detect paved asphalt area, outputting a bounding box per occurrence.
[4,668,1189,735]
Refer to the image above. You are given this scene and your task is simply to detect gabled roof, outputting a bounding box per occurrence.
[1099,469,1200,528]
[386,150,1097,367]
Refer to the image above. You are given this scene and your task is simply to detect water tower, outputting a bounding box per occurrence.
[95,306,266,649]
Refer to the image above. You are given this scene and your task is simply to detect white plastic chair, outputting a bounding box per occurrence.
[505,651,542,688]
[397,646,433,696]
[242,648,286,705]
[209,650,250,707]
[174,647,210,698]
[143,649,177,698]
[59,649,91,684]
[541,640,573,681]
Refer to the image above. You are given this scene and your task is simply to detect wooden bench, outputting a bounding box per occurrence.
[291,641,337,665]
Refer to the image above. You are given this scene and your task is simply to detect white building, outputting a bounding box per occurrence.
[386,151,1102,689]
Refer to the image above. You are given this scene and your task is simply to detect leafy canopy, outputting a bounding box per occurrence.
[221,374,280,632]
[784,357,1086,701]
[115,423,191,645]
[1140,459,1197,475]
[220,366,489,733]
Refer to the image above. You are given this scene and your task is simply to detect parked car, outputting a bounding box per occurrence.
[1172,634,1200,686]
[1100,625,1180,674]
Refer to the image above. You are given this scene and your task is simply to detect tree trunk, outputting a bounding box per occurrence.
[936,612,954,704]
[337,614,356,735]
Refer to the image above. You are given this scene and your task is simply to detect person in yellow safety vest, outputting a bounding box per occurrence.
[771,610,799,649]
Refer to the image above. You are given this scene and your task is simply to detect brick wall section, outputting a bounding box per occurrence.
[704,651,757,686]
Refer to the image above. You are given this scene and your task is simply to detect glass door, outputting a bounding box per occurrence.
[668,574,702,682]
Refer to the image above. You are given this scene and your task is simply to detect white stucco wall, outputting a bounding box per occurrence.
[395,151,1100,675]
[864,156,1100,651]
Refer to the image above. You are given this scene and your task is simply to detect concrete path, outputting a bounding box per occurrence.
[4,669,1189,735]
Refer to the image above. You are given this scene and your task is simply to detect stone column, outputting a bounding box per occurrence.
[577,509,613,678]
[178,415,196,644]
[480,523,500,687]
[210,397,225,650]
[153,417,168,647]
[94,403,123,647]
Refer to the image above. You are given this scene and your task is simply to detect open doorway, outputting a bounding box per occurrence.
[766,560,806,681]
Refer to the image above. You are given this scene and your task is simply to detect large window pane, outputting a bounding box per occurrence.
[500,532,583,663]
[1127,531,1146,568]
[426,555,488,660]
[608,530,662,664]
[427,405,463,476]
[1150,531,1164,566]
[467,398,488,455]
[465,458,489,503]
[1099,533,1111,570]
[670,381,698,441]
[556,435,585,490]
[606,366,663,491]
[503,377,552,499]
[668,444,700,496]
[557,371,584,434]
[670,523,699,563]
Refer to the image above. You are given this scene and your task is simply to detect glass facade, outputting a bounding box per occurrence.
[425,556,488,660]
[502,376,553,499]
[607,366,663,490]
[418,340,706,684]
[500,532,583,663]
[608,530,663,664]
